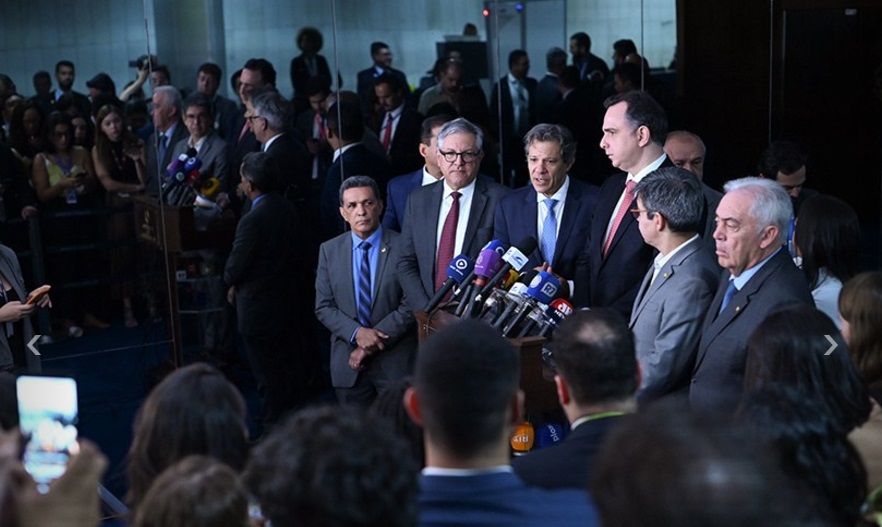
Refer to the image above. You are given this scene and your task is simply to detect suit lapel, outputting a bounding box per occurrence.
[463,179,488,255]
[629,265,655,326]
[522,187,539,239]
[555,183,582,262]
[373,230,392,302]
[337,235,357,315]
[592,175,625,255]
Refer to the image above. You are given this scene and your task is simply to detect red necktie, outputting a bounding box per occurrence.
[314,112,325,139]
[238,119,251,143]
[435,191,461,290]
[603,179,636,258]
[381,114,394,153]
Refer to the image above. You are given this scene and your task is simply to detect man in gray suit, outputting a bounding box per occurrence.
[170,92,229,185]
[315,176,414,406]
[690,177,813,415]
[629,167,719,405]
[397,118,509,310]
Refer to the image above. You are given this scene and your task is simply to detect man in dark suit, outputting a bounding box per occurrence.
[570,32,610,83]
[490,50,537,187]
[628,168,719,405]
[374,73,423,177]
[664,130,722,256]
[356,42,409,119]
[248,88,310,208]
[219,58,275,213]
[224,152,314,428]
[535,47,567,124]
[552,66,606,186]
[404,320,600,525]
[321,98,391,242]
[315,176,414,406]
[512,309,635,490]
[170,92,229,185]
[494,123,599,294]
[289,27,332,115]
[144,86,188,194]
[573,91,672,318]
[397,118,509,310]
[52,60,91,116]
[690,177,814,415]
[382,113,449,232]
[196,62,240,147]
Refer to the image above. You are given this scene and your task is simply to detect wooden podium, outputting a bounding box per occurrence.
[414,309,559,416]
[133,196,237,364]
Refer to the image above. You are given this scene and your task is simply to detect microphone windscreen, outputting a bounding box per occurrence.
[549,298,574,317]
[184,156,203,172]
[474,249,502,279]
[515,235,538,256]
[527,271,561,304]
[502,270,520,289]
[535,422,567,449]
[510,422,535,455]
[445,254,473,283]
[480,239,505,257]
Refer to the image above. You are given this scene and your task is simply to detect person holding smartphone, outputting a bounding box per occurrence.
[0,243,50,373]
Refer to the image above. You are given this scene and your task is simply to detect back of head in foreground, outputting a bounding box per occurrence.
[839,271,882,395]
[743,304,870,434]
[592,401,834,527]
[243,405,419,527]
[126,362,249,512]
[132,455,248,527]
[409,318,520,462]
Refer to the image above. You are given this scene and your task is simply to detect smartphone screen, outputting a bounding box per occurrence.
[16,375,78,493]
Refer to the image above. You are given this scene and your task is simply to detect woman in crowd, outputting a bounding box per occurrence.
[32,112,108,337]
[125,363,249,517]
[840,271,882,493]
[739,384,867,527]
[131,456,249,527]
[70,111,94,151]
[743,304,870,435]
[92,104,145,327]
[289,27,332,115]
[793,194,862,328]
[0,243,50,373]
[7,100,46,175]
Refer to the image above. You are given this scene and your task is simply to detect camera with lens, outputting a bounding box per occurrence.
[128,54,157,71]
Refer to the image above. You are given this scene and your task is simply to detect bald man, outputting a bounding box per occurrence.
[664,130,721,257]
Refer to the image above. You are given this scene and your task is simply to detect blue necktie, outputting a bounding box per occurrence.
[357,241,373,327]
[541,198,558,266]
[718,280,738,315]
[158,134,168,165]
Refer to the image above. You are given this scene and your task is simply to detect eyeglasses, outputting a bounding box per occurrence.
[245,115,265,123]
[630,208,652,220]
[439,150,480,163]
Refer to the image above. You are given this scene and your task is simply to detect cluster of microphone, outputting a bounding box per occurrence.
[424,236,575,340]
[160,149,221,207]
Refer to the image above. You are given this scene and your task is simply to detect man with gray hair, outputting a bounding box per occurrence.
[628,167,719,405]
[315,175,414,406]
[145,85,187,194]
[690,177,813,415]
[494,123,598,293]
[398,117,509,309]
[247,88,310,207]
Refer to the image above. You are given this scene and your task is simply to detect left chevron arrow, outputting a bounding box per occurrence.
[27,335,41,356]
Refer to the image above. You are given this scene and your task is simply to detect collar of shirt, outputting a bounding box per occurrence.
[507,72,521,85]
[332,141,361,163]
[627,153,668,183]
[373,65,386,77]
[262,132,283,152]
[443,178,476,201]
[422,466,513,477]
[731,246,782,290]
[53,87,65,101]
[251,194,267,208]
[350,227,383,253]
[188,134,208,152]
[385,104,404,122]
[544,71,559,79]
[162,121,179,141]
[421,166,439,186]
[652,234,700,281]
[571,411,627,431]
[535,176,569,205]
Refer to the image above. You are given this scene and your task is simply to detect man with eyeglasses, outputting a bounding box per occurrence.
[628,167,718,406]
[573,90,673,318]
[398,117,509,310]
[756,139,818,216]
[169,92,229,185]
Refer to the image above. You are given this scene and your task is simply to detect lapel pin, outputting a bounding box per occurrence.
[381,246,387,253]
[663,272,670,279]
[735,306,741,313]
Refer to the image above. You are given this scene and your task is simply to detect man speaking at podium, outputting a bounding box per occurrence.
[397,118,508,310]
[315,176,414,406]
